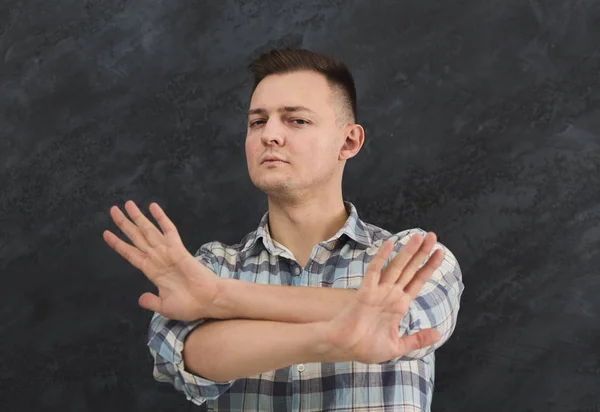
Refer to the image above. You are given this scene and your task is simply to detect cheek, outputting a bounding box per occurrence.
[300,144,335,172]
[313,138,339,161]
[245,135,258,154]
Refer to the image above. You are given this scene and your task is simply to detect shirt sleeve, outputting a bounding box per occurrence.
[146,243,235,405]
[380,229,465,364]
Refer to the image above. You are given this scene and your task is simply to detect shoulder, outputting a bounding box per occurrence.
[361,221,428,249]
[364,222,460,270]
[192,228,261,271]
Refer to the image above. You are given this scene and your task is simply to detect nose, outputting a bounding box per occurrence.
[260,118,285,146]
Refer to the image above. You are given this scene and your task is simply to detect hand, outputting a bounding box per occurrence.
[103,200,221,321]
[323,232,444,364]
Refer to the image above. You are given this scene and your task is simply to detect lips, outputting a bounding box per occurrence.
[261,155,287,164]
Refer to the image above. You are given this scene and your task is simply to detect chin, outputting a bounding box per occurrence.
[253,178,297,195]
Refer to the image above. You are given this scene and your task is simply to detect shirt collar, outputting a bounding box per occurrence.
[240,201,373,255]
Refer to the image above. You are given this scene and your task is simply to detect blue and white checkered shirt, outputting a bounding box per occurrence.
[147,201,464,411]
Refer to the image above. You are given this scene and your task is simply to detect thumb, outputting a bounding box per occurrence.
[398,328,441,355]
[138,292,162,313]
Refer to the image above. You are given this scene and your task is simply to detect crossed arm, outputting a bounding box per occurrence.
[180,281,357,382]
[103,201,462,387]
[178,244,462,382]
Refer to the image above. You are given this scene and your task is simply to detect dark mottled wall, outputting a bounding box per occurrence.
[1,0,599,411]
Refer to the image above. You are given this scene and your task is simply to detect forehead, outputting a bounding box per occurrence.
[249,71,333,112]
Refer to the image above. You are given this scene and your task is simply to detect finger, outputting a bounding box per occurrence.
[103,230,149,273]
[396,328,441,355]
[379,233,424,284]
[363,239,394,288]
[148,203,182,244]
[403,248,445,299]
[124,200,165,247]
[110,205,152,253]
[138,292,162,313]
[395,232,437,289]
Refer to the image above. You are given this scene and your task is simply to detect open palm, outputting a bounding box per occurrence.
[102,200,221,321]
[326,232,444,364]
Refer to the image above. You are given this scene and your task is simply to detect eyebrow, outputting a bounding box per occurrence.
[247,106,317,116]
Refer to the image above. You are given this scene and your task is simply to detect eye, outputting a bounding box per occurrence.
[291,119,309,125]
[249,119,265,127]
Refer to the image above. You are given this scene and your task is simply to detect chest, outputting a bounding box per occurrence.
[221,243,376,289]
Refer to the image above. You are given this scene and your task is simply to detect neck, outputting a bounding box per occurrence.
[266,188,349,266]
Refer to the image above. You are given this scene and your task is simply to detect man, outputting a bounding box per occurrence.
[103,48,464,411]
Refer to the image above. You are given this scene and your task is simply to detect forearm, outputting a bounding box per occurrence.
[212,278,356,323]
[182,318,333,382]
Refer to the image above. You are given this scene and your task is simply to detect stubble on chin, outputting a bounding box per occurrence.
[255,179,296,196]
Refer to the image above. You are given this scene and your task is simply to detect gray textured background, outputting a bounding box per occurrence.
[1,0,599,411]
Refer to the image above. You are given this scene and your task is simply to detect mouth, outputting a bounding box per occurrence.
[262,159,287,165]
[261,156,287,164]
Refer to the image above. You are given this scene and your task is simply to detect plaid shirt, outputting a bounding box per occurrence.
[147,201,464,411]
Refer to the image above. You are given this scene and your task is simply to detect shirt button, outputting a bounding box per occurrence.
[294,267,300,275]
[297,364,305,372]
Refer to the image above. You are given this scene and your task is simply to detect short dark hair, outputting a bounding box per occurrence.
[247,48,357,124]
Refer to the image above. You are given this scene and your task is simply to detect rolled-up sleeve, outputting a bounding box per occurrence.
[381,229,465,364]
[146,244,235,405]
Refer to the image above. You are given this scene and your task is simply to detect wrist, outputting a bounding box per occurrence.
[210,278,242,319]
[306,321,350,364]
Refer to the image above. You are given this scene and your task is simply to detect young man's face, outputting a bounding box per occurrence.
[245,70,349,198]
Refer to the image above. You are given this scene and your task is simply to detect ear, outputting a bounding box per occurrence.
[339,124,365,161]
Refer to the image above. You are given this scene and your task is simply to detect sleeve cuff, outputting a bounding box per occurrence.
[148,316,235,403]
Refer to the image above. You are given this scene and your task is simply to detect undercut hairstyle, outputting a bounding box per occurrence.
[247,48,358,125]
